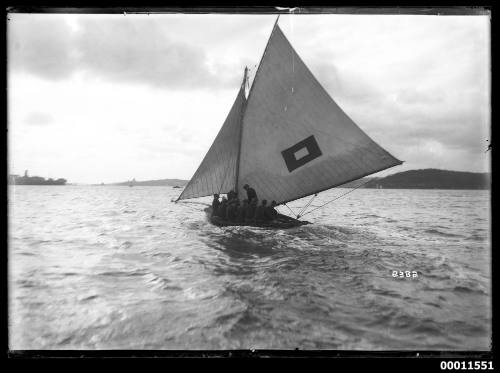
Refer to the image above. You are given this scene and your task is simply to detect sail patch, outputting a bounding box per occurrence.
[281,135,322,172]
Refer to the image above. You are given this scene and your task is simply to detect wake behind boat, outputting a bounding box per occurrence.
[175,17,402,226]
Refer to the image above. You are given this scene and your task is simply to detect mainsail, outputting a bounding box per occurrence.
[178,21,402,205]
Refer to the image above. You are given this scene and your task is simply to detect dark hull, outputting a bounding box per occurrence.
[204,207,310,229]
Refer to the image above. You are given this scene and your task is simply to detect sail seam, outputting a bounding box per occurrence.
[214,147,224,192]
[255,173,275,202]
[218,154,234,194]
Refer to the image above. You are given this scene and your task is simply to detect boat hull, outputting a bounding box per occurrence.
[204,207,310,228]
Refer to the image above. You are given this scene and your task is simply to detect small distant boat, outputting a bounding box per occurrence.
[173,185,182,189]
[175,17,402,226]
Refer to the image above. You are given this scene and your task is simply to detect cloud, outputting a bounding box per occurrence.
[8,16,75,80]
[74,17,240,89]
[8,15,242,89]
[7,14,491,182]
[297,15,490,171]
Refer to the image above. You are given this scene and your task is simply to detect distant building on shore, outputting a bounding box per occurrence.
[8,170,67,185]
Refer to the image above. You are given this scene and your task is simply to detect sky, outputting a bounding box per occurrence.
[7,12,491,184]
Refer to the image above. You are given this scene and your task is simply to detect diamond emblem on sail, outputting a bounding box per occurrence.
[281,135,323,172]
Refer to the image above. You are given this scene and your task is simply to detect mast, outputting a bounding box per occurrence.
[234,66,249,192]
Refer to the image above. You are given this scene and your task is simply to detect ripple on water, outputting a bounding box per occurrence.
[97,268,148,277]
[423,228,464,238]
[8,186,491,350]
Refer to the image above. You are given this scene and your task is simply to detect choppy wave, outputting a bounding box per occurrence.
[8,186,491,350]
[424,228,464,238]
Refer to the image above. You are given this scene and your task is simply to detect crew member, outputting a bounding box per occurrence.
[245,198,258,223]
[243,184,257,203]
[211,194,220,216]
[227,189,237,201]
[226,199,239,221]
[217,197,228,219]
[254,199,268,223]
[236,199,248,223]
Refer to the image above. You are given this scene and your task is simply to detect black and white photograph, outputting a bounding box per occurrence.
[7,7,492,355]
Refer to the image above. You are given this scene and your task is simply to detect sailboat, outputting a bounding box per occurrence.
[175,17,402,227]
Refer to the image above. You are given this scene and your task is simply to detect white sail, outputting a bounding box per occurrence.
[176,86,246,201]
[236,25,402,204]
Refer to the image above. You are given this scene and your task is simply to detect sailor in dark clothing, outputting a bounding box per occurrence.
[243,184,257,203]
[234,199,242,221]
[265,200,278,221]
[217,197,228,219]
[211,194,220,216]
[226,199,239,221]
[236,199,248,223]
[245,198,258,223]
[227,189,237,202]
[254,199,268,223]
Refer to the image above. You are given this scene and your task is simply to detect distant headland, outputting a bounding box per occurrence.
[102,169,489,190]
[10,168,489,189]
[354,169,490,190]
[101,178,188,187]
[8,170,67,185]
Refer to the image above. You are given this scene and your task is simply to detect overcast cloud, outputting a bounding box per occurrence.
[9,15,242,88]
[7,13,490,183]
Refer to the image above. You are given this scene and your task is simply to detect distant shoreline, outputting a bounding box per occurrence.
[9,184,490,191]
[8,173,67,185]
[362,169,490,190]
[8,168,490,190]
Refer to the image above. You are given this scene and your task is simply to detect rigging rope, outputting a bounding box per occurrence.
[294,160,401,218]
[283,203,297,218]
[300,178,378,218]
[296,193,317,218]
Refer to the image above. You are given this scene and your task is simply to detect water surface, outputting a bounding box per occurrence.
[8,186,491,350]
